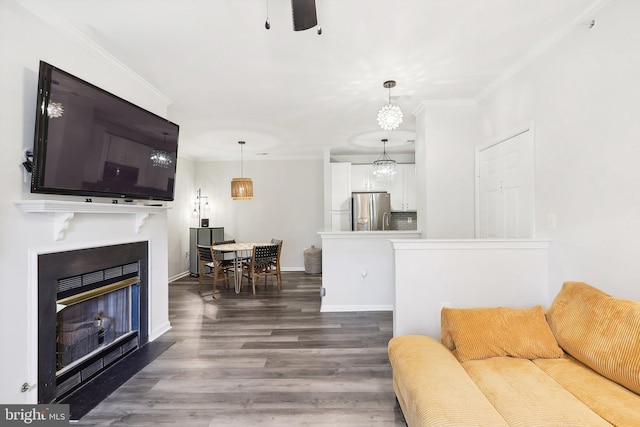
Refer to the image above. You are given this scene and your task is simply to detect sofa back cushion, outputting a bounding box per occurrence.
[547,281,640,395]
[441,305,564,363]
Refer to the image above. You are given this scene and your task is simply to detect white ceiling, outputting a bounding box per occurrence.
[20,0,602,160]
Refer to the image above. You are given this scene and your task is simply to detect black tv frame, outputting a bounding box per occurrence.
[31,61,179,201]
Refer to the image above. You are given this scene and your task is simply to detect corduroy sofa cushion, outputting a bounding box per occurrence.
[546,281,640,395]
[441,305,564,363]
[388,335,509,427]
[534,356,640,426]
[463,357,612,427]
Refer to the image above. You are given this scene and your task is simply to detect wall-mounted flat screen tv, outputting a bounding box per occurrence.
[31,61,179,201]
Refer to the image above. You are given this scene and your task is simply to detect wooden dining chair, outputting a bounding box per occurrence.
[212,239,236,262]
[210,245,235,294]
[270,238,283,283]
[242,243,281,295]
[196,244,232,296]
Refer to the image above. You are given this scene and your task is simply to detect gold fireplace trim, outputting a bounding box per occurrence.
[57,276,140,308]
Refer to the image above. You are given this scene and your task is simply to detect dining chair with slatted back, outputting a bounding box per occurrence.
[196,244,215,296]
[270,239,283,287]
[208,245,234,294]
[243,243,280,295]
[213,239,236,262]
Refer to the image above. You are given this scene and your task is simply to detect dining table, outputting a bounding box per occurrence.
[211,242,272,293]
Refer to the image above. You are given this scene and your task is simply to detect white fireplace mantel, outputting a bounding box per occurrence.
[15,200,168,240]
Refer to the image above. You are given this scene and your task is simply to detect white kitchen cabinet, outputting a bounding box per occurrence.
[404,164,416,210]
[330,163,351,210]
[350,165,370,191]
[389,164,416,211]
[331,210,351,231]
[351,164,389,192]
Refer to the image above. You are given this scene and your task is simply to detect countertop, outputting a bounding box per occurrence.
[318,230,421,239]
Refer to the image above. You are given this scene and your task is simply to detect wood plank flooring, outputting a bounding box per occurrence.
[75,272,406,426]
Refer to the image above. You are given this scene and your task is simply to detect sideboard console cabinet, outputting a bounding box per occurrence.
[189,227,224,275]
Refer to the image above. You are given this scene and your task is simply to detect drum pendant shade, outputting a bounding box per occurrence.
[231,141,253,200]
[231,177,253,200]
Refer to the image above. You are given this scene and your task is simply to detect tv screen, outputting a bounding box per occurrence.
[31,61,179,201]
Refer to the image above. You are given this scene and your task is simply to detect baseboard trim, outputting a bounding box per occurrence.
[149,321,172,341]
[169,268,305,283]
[169,271,190,283]
[320,304,393,312]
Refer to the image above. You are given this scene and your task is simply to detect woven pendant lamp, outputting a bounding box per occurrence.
[231,141,253,200]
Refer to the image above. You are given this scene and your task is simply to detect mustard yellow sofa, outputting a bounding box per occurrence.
[388,281,640,426]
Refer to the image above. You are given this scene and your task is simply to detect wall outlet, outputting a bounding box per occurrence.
[407,217,413,224]
[547,213,557,230]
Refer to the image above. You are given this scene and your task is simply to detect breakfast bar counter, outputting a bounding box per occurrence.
[318,230,421,312]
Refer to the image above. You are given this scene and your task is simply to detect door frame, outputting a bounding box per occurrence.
[474,122,536,238]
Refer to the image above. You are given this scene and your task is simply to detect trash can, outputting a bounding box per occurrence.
[303,245,322,274]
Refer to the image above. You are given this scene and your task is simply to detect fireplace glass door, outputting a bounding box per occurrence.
[56,286,132,372]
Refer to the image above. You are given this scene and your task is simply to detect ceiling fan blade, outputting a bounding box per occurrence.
[291,0,318,31]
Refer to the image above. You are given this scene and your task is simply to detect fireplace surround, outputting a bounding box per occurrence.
[38,241,149,403]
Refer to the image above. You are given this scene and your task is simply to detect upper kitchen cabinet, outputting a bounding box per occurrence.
[388,164,416,211]
[330,162,351,210]
[351,164,388,192]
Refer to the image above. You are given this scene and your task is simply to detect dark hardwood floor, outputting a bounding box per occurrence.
[75,271,405,426]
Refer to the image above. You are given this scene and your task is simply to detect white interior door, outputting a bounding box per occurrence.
[477,129,534,238]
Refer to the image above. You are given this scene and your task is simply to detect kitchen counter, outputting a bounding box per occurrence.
[319,230,420,238]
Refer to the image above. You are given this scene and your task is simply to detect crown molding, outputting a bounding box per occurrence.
[477,0,613,101]
[16,1,173,108]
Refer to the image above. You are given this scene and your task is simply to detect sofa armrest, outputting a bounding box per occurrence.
[388,335,508,427]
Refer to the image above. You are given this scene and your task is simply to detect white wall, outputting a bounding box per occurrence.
[417,101,484,239]
[167,156,196,280]
[0,1,173,403]
[193,158,324,269]
[392,240,550,338]
[478,0,640,301]
[414,105,428,237]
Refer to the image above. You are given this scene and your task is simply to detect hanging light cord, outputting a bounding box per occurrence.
[265,0,271,29]
[239,140,246,177]
[376,139,393,162]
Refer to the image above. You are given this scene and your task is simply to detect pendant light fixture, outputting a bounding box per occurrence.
[231,141,253,200]
[372,138,397,180]
[377,80,403,131]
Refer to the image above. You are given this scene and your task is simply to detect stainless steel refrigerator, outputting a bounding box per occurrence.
[352,192,391,231]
